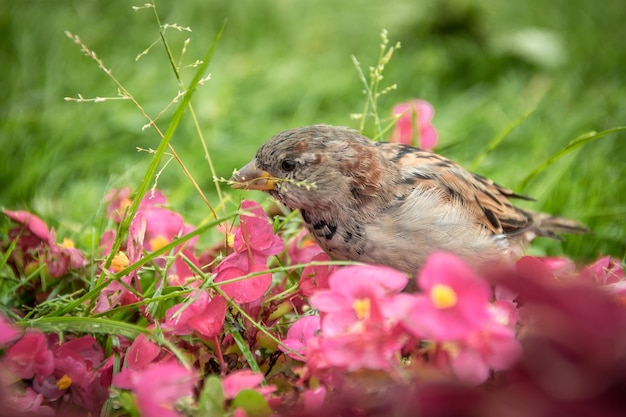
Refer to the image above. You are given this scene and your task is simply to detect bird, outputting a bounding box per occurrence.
[230,124,587,279]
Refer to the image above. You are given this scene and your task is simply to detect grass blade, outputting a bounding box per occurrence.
[471,107,536,171]
[519,126,626,190]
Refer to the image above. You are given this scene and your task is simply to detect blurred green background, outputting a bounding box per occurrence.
[1,0,624,261]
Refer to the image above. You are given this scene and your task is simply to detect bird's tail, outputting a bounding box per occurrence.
[535,213,589,240]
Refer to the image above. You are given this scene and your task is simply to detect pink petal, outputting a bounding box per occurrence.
[308,290,350,313]
[126,334,162,370]
[450,349,490,385]
[299,253,333,296]
[234,201,285,256]
[222,370,264,399]
[187,295,227,339]
[281,315,321,357]
[419,125,438,151]
[0,315,22,345]
[139,190,168,209]
[3,330,54,380]
[132,362,196,417]
[215,263,272,304]
[3,209,50,240]
[329,265,408,298]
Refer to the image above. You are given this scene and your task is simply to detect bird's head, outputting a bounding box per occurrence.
[230,125,393,211]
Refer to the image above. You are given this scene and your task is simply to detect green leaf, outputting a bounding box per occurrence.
[232,389,272,417]
[227,318,263,374]
[117,391,140,417]
[24,316,149,338]
[197,375,226,417]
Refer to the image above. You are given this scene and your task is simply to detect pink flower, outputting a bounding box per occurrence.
[221,370,275,401]
[390,99,438,150]
[303,386,327,413]
[105,187,133,222]
[233,200,284,257]
[310,266,408,327]
[309,265,408,370]
[214,252,273,303]
[403,252,491,341]
[516,256,576,281]
[287,228,325,264]
[113,334,173,390]
[445,321,521,385]
[95,213,146,313]
[280,315,321,359]
[163,291,227,339]
[103,188,198,268]
[36,336,106,411]
[0,315,22,345]
[299,253,334,296]
[3,209,87,278]
[436,300,521,384]
[113,362,196,417]
[0,385,55,416]
[580,256,624,285]
[213,201,284,303]
[123,334,163,370]
[2,330,54,381]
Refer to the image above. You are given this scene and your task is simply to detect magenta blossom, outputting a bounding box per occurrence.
[113,361,196,417]
[214,252,273,303]
[0,315,22,345]
[0,384,55,417]
[37,335,107,411]
[403,252,491,341]
[113,334,173,391]
[163,291,227,339]
[3,209,87,278]
[95,213,146,313]
[222,370,275,400]
[439,309,522,385]
[233,200,284,256]
[580,256,625,285]
[390,99,438,150]
[213,201,284,303]
[516,255,577,281]
[2,330,54,382]
[287,228,325,264]
[309,265,408,370]
[299,253,334,296]
[104,188,198,272]
[280,315,321,359]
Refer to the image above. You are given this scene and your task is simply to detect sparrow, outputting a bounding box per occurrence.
[230,124,587,278]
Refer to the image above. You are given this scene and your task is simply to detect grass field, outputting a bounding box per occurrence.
[1,0,625,262]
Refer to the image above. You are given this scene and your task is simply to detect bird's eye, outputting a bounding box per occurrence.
[281,159,297,172]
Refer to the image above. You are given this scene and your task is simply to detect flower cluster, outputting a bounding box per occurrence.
[2,186,626,416]
[283,253,521,386]
[1,99,625,416]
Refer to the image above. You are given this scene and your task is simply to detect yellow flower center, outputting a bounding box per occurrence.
[111,251,130,272]
[61,238,76,249]
[56,374,72,390]
[353,298,371,320]
[226,232,235,248]
[430,284,458,309]
[119,196,132,215]
[149,235,170,252]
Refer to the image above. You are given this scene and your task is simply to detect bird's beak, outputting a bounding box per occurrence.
[230,160,276,191]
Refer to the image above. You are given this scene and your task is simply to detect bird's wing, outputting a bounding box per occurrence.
[375,143,535,236]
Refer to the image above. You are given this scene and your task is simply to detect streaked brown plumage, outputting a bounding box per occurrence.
[230,124,587,277]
